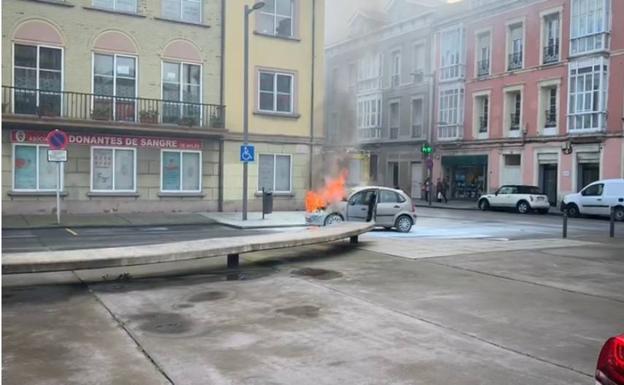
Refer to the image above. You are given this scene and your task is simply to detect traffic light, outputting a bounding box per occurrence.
[421,143,433,155]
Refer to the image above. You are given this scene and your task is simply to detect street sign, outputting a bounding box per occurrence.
[240,144,255,162]
[426,158,434,170]
[47,129,68,150]
[48,149,67,162]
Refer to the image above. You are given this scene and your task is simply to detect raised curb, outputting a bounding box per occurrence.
[2,222,373,274]
[413,202,564,216]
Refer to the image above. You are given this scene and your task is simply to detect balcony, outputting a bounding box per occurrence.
[2,86,225,130]
[358,127,383,142]
[437,124,462,141]
[508,52,523,71]
[544,109,557,128]
[477,59,490,77]
[439,64,465,82]
[510,113,520,131]
[543,41,560,64]
[389,127,399,139]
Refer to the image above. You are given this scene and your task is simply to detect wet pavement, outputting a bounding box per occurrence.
[3,209,624,385]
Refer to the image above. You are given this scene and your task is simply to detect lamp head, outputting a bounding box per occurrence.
[252,1,265,10]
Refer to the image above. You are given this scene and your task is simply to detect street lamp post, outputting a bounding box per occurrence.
[242,1,265,221]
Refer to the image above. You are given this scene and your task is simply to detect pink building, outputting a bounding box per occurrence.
[432,0,623,206]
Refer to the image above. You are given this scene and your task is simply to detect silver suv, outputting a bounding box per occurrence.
[305,186,417,232]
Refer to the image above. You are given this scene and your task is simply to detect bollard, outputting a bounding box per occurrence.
[610,207,615,238]
[350,235,358,244]
[227,253,239,268]
[562,208,568,239]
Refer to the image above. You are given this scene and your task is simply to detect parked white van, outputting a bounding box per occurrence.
[562,179,624,221]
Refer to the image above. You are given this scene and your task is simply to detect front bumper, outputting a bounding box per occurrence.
[305,212,327,226]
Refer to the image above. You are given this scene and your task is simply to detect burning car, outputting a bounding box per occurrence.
[305,186,417,233]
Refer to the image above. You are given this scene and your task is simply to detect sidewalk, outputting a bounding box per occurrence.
[2,211,308,230]
[413,199,564,215]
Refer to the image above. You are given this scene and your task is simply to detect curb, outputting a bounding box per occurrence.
[2,221,218,231]
[413,203,564,216]
[214,223,309,230]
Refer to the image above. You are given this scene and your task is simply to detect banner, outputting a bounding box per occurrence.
[10,130,203,150]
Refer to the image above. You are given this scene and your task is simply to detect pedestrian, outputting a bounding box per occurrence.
[423,178,431,202]
[366,192,377,222]
[436,178,444,203]
[442,177,449,204]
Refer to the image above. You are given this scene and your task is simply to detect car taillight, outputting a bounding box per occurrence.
[597,335,624,385]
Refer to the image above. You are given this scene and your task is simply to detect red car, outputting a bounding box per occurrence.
[596,334,624,385]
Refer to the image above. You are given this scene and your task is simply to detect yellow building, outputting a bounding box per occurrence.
[222,0,325,211]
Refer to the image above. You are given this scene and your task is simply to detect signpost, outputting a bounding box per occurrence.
[47,130,68,225]
[422,143,434,206]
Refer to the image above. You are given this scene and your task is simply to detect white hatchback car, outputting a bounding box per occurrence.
[562,179,624,221]
[478,185,551,214]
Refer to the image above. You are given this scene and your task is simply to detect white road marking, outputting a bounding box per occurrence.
[65,228,78,236]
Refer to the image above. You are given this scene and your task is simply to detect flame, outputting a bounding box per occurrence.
[305,170,348,213]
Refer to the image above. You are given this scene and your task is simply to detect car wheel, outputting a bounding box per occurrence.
[479,199,490,211]
[517,201,530,214]
[566,203,580,218]
[614,206,624,222]
[324,213,343,226]
[395,215,413,233]
[537,208,549,215]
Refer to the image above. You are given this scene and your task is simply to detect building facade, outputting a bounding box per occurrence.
[325,0,439,198]
[432,0,624,204]
[2,0,325,215]
[222,0,325,211]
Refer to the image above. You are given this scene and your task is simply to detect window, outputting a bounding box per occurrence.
[504,89,522,134]
[543,13,560,64]
[258,71,293,114]
[258,154,291,193]
[411,98,423,138]
[389,101,400,139]
[570,0,610,55]
[92,0,137,13]
[582,183,604,196]
[357,53,383,92]
[162,0,201,23]
[507,23,523,71]
[13,44,62,116]
[438,87,464,139]
[545,87,557,128]
[91,147,136,192]
[440,26,464,81]
[357,95,382,139]
[161,150,201,192]
[475,95,489,134]
[162,61,201,124]
[348,63,357,87]
[568,58,608,132]
[13,144,63,191]
[412,43,425,76]
[369,154,378,181]
[93,53,136,122]
[505,154,521,166]
[379,190,405,203]
[476,32,490,77]
[391,50,401,88]
[257,0,294,38]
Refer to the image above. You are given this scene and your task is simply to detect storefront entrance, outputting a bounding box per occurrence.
[442,155,488,200]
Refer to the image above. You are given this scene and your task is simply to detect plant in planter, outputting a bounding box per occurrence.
[139,109,159,124]
[91,104,112,120]
[178,116,199,127]
[209,114,224,128]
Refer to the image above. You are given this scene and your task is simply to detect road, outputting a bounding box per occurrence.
[3,207,622,253]
[3,208,624,385]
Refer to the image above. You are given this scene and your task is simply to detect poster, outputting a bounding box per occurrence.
[162,152,181,191]
[14,146,36,189]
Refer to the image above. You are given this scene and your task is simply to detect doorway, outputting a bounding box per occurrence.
[577,162,599,191]
[539,164,558,206]
[410,162,423,199]
[388,162,399,189]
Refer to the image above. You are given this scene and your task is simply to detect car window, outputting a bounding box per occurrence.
[526,186,541,194]
[380,190,401,203]
[498,186,512,194]
[350,190,376,205]
[582,183,604,197]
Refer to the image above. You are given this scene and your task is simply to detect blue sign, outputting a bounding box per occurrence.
[240,145,255,162]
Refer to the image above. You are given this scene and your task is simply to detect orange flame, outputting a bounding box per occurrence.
[305,170,348,213]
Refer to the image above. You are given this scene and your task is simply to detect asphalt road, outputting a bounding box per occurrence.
[3,209,623,385]
[1,224,271,253]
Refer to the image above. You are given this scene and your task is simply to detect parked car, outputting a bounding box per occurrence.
[595,334,624,385]
[305,186,417,233]
[477,185,551,214]
[562,179,624,221]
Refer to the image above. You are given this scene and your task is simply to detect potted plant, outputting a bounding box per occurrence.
[178,116,198,127]
[209,114,224,128]
[91,104,112,120]
[139,109,159,124]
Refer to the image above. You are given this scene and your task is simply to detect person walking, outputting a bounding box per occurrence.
[442,177,450,203]
[366,191,377,222]
[436,178,444,203]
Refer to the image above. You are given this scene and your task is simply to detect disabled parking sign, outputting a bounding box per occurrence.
[240,144,255,162]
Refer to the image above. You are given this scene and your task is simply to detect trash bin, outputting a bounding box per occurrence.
[262,188,273,218]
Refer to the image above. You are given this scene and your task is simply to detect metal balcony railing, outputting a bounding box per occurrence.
[508,52,523,71]
[545,109,557,128]
[2,86,225,129]
[543,41,560,64]
[477,59,490,77]
[510,113,520,130]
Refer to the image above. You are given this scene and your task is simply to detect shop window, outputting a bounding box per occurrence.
[161,150,201,192]
[13,144,63,191]
[91,147,136,192]
[258,154,291,193]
